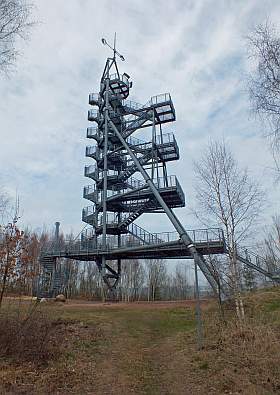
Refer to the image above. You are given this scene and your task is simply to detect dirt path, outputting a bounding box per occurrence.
[63,299,209,310]
[0,298,279,394]
[60,304,202,394]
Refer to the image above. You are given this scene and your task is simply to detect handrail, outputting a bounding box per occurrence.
[88,109,99,118]
[150,93,171,105]
[87,126,99,138]
[123,93,172,119]
[109,73,129,86]
[89,93,99,103]
[41,226,226,256]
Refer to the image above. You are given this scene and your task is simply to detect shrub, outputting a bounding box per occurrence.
[0,303,65,364]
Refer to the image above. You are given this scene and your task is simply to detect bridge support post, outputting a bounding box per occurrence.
[194,255,203,350]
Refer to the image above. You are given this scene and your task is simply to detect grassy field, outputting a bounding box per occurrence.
[1,291,280,394]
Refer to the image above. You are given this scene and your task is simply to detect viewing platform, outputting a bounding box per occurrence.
[122,93,175,122]
[83,175,185,212]
[41,227,226,261]
[107,72,130,99]
[122,93,176,135]
[89,93,99,106]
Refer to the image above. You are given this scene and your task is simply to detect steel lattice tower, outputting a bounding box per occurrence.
[38,39,280,299]
[82,40,222,293]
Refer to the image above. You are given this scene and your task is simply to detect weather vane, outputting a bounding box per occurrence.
[101,33,125,61]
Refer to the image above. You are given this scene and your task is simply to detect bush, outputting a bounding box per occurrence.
[0,303,65,364]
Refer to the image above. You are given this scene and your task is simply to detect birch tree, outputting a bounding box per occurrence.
[120,259,145,302]
[194,140,264,320]
[145,259,167,302]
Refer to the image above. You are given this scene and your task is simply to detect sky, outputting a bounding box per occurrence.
[0,0,279,245]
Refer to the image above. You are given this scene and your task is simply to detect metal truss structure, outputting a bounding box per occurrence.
[39,39,280,299]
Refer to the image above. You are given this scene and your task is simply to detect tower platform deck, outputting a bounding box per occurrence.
[41,227,226,261]
[42,239,225,261]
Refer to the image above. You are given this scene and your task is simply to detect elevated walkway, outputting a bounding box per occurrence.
[40,230,280,296]
[235,246,280,281]
[41,227,226,261]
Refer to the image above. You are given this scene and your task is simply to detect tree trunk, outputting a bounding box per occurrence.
[0,257,9,308]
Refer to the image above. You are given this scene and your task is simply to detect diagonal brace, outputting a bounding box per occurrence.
[108,116,222,296]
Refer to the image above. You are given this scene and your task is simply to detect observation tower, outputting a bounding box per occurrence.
[39,38,280,298]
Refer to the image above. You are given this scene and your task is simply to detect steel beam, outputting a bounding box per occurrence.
[108,117,221,295]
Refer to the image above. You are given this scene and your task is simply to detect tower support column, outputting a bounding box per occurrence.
[101,67,110,297]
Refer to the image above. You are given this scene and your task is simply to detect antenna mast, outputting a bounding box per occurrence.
[101,33,125,61]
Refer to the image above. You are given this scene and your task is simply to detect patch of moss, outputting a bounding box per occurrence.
[264,299,280,312]
[198,361,209,370]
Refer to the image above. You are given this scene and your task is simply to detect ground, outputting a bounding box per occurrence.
[1,292,280,394]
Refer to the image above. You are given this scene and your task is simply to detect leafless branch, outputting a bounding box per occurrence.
[0,0,35,73]
[247,21,280,176]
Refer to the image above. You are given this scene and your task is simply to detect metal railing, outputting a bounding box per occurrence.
[87,126,99,139]
[123,110,153,136]
[175,177,185,204]
[83,173,184,207]
[155,132,175,145]
[126,177,146,189]
[151,228,224,245]
[41,227,225,256]
[85,145,99,158]
[124,98,152,123]
[153,175,176,189]
[89,93,99,104]
[232,245,280,280]
[127,223,163,244]
[105,175,183,201]
[126,132,177,152]
[123,94,172,118]
[109,73,129,87]
[126,135,146,146]
[157,113,174,122]
[82,205,94,218]
[150,93,171,105]
[84,164,97,177]
[88,109,99,120]
[83,184,96,198]
[122,100,144,111]
[237,246,279,272]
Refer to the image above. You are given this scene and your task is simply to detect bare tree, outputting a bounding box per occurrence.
[145,259,167,302]
[0,188,9,224]
[194,140,264,320]
[0,0,34,73]
[262,215,280,274]
[77,261,100,300]
[171,263,191,300]
[247,21,280,176]
[18,228,40,295]
[119,259,145,302]
[0,218,31,306]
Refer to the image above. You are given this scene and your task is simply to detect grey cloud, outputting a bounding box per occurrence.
[0,0,279,238]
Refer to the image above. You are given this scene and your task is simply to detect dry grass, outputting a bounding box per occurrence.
[201,310,280,394]
[0,290,280,394]
[0,302,66,364]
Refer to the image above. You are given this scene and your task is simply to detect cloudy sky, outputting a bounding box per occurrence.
[0,0,279,241]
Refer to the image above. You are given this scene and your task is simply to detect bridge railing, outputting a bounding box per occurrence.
[41,227,225,256]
